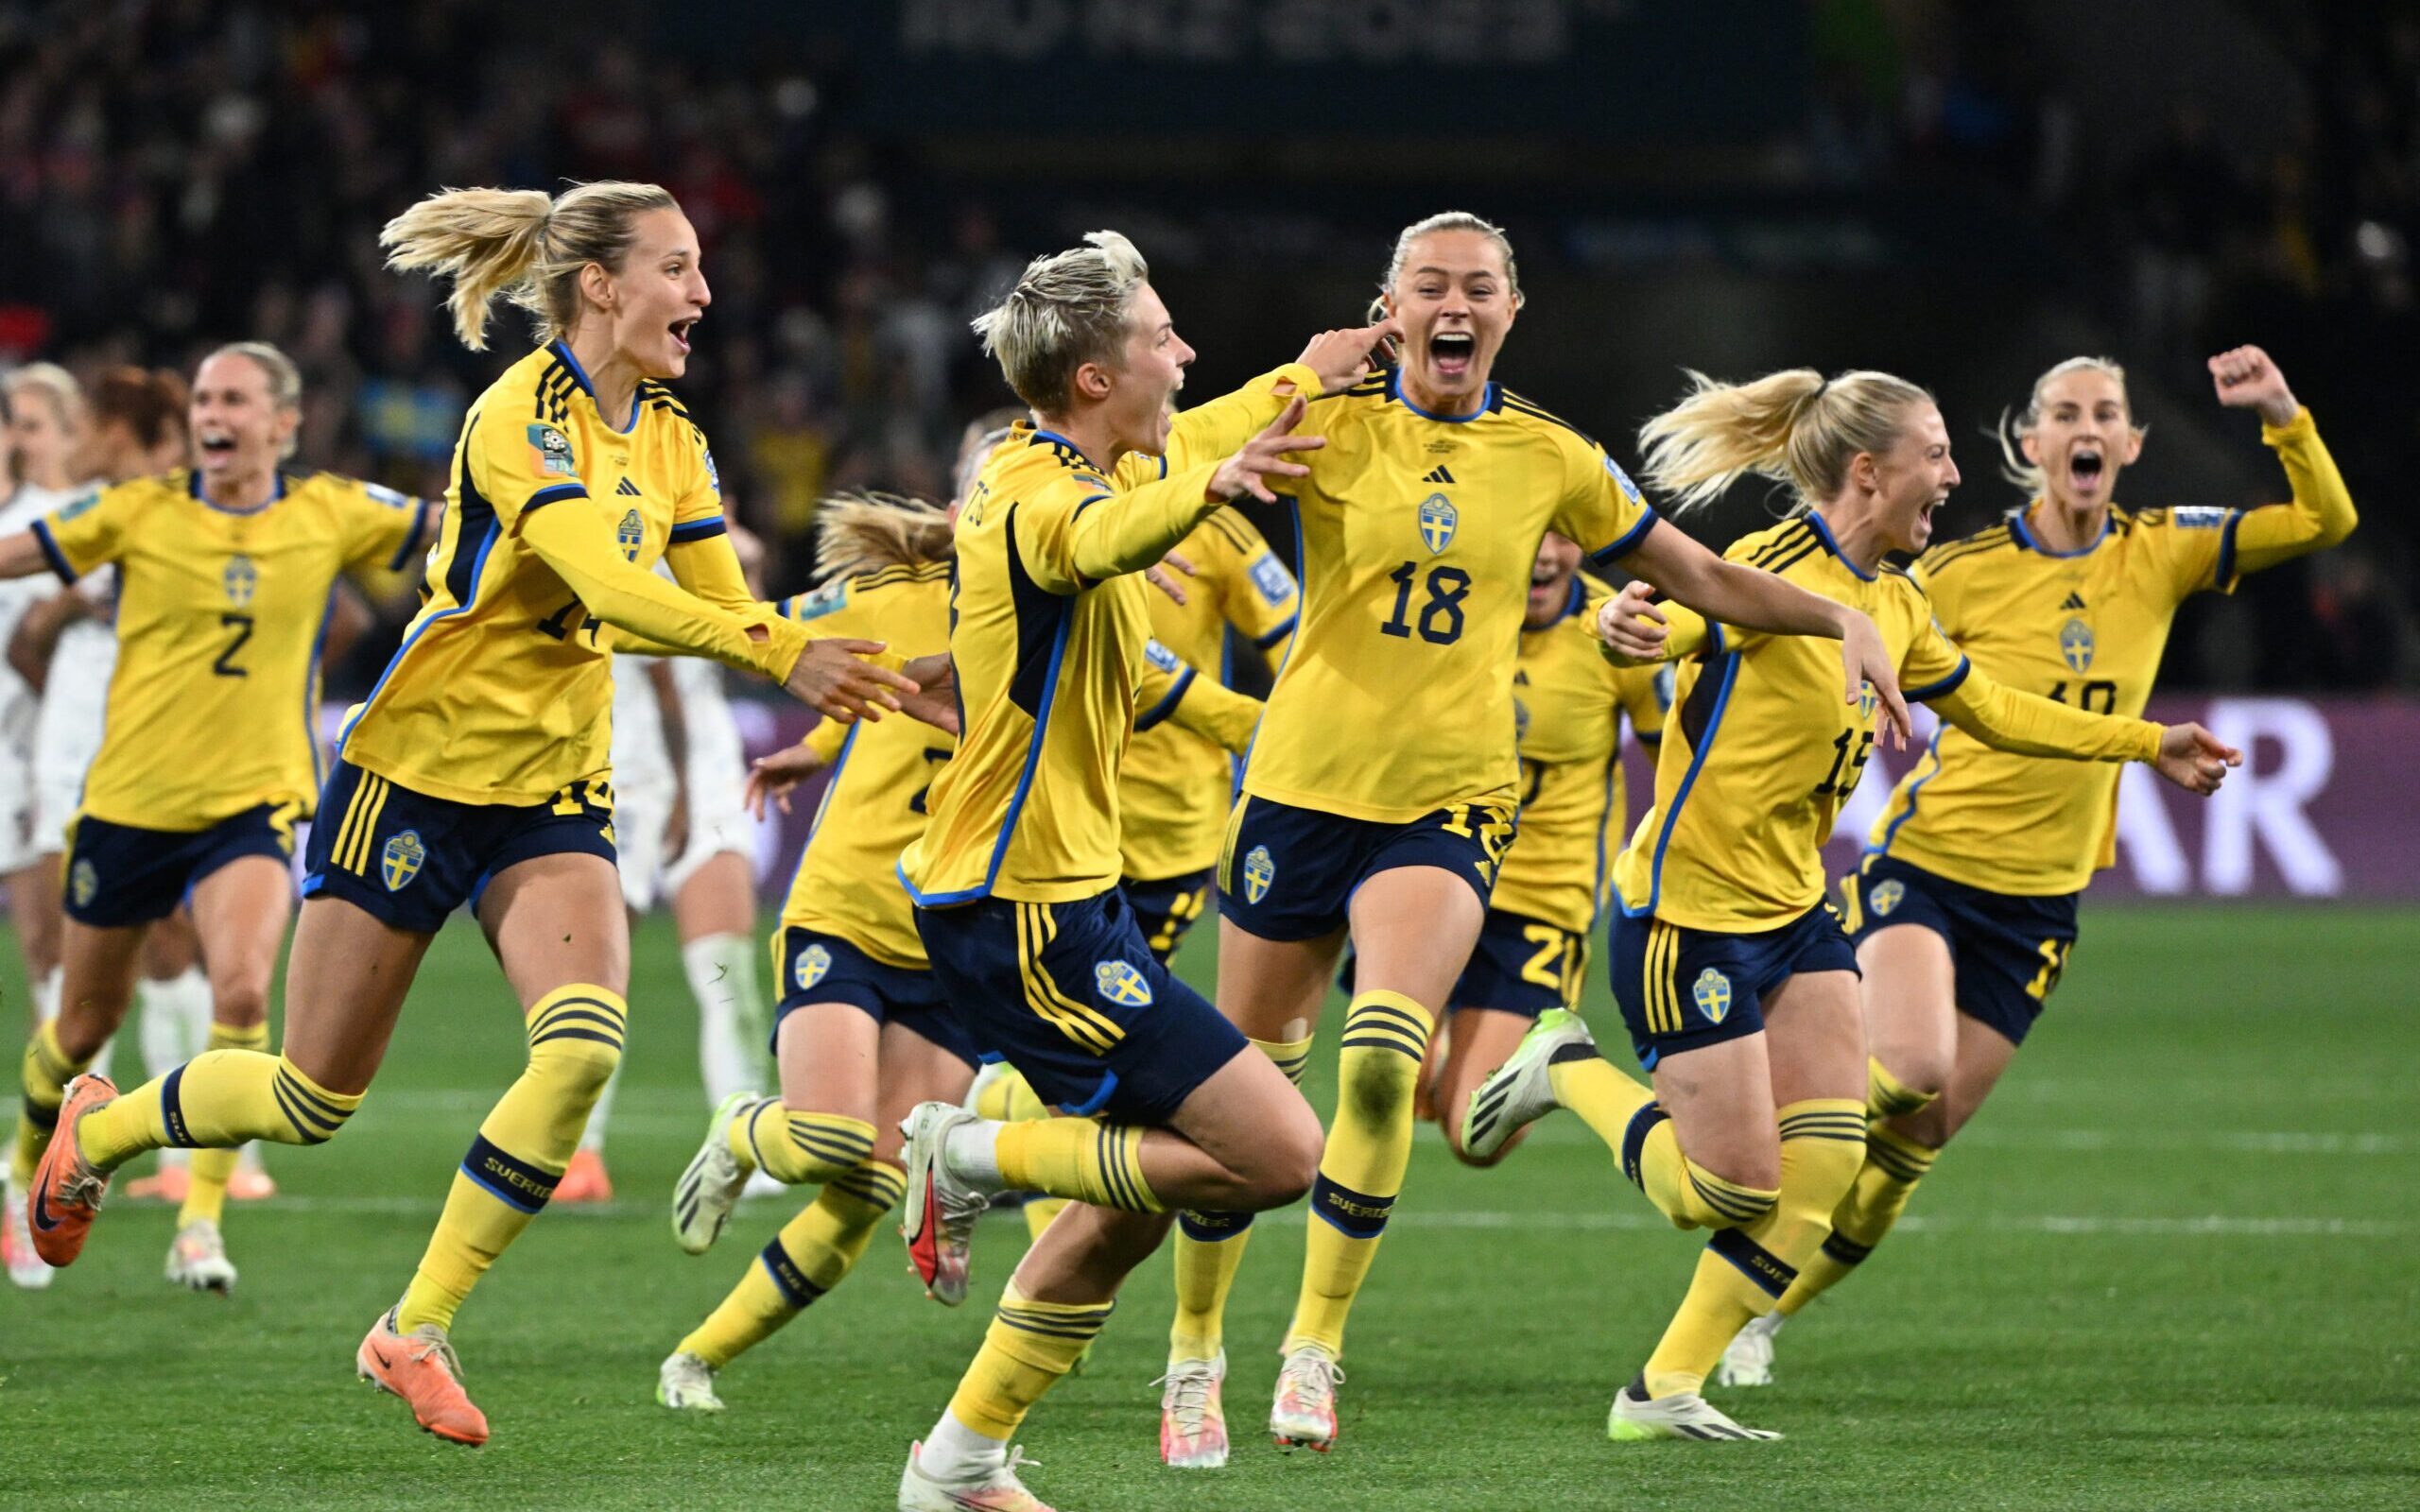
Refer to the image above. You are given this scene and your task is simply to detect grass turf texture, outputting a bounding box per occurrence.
[4,905,2415,1510]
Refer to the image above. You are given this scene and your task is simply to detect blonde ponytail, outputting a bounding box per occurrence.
[1638,368,1931,514]
[381,181,677,351]
[813,491,956,581]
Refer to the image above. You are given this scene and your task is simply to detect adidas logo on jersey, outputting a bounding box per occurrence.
[615,477,643,497]
[1421,465,1456,484]
[2061,591,2087,610]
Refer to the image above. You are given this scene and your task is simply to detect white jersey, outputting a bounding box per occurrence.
[611,651,752,912]
[0,482,76,869]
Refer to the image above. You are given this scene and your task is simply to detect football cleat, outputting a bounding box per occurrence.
[1270,1344,1343,1452]
[742,1168,787,1201]
[1461,1007,1592,1160]
[552,1146,614,1204]
[356,1306,489,1446]
[1157,1352,1229,1469]
[123,1160,192,1205]
[898,1101,989,1307]
[3,1184,53,1289]
[165,1218,237,1294]
[27,1074,118,1267]
[673,1091,756,1254]
[227,1145,277,1201]
[898,1440,1055,1512]
[1607,1382,1780,1442]
[656,1349,725,1412]
[1718,1313,1784,1388]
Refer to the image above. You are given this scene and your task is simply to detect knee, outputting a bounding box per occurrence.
[1336,1042,1422,1130]
[1697,1141,1781,1198]
[1249,1105,1323,1208]
[1869,1050,1947,1114]
[209,979,269,1028]
[524,988,628,1099]
[530,1032,622,1098]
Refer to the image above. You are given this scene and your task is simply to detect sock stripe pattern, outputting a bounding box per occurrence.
[1708,1225,1800,1301]
[1865,1127,1939,1184]
[527,993,628,1051]
[1179,1209,1253,1242]
[1687,1165,1780,1225]
[994,1295,1116,1342]
[1335,997,1431,1060]
[1866,1056,1939,1120]
[1308,1173,1395,1240]
[1775,1108,1868,1143]
[1820,1231,1875,1266]
[758,1234,833,1310]
[20,1025,75,1130]
[1092,1123,1153,1213]
[827,1157,907,1211]
[265,1057,360,1145]
[1618,1103,1668,1189]
[460,1131,560,1212]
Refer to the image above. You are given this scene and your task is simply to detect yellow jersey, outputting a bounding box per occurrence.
[1869,408,2357,894]
[338,341,792,806]
[1117,506,1297,884]
[900,365,1313,906]
[1487,577,1670,935]
[1241,372,1657,824]
[1611,514,2164,932]
[31,468,431,831]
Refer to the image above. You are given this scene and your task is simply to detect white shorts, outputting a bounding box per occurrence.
[609,659,752,914]
[0,690,39,874]
[31,621,114,855]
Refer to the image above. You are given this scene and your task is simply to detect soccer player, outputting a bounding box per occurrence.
[1720,346,2357,1387]
[0,343,434,1296]
[883,232,1377,1512]
[26,181,935,1446]
[1167,212,1910,1463]
[1465,366,2239,1441]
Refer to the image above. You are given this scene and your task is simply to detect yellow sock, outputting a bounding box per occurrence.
[397,986,626,1334]
[177,1022,269,1228]
[972,1069,1025,1122]
[12,1021,87,1188]
[680,1160,906,1368]
[727,1099,876,1186]
[78,1050,363,1170]
[1866,1056,1939,1120]
[1775,1121,1940,1316]
[1641,1099,1865,1397]
[944,1284,1117,1440]
[1170,1034,1310,1364]
[1287,993,1430,1359]
[991,1071,1071,1245]
[993,1118,1161,1213]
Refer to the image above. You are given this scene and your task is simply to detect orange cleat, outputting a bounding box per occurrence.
[552,1147,613,1204]
[227,1150,277,1201]
[124,1161,192,1205]
[356,1307,490,1446]
[27,1074,118,1268]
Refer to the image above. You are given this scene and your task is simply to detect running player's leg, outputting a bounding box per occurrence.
[5,857,61,1037]
[13,918,141,1196]
[675,993,877,1254]
[170,856,290,1260]
[671,828,768,1110]
[126,917,214,1202]
[1433,1007,1534,1163]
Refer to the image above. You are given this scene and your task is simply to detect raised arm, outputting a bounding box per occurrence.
[1051,400,1322,587]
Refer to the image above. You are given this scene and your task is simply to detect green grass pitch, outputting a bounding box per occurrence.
[4,905,2415,1509]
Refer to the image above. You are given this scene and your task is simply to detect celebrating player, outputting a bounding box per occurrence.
[26,181,935,1446]
[1721,347,2356,1386]
[1163,212,1910,1464]
[1466,366,2239,1441]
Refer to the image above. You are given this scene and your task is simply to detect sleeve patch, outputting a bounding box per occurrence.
[1602,452,1645,507]
[1144,638,1182,674]
[1652,664,1676,712]
[362,482,413,509]
[791,579,851,620]
[2171,506,2229,529]
[57,491,100,522]
[526,423,577,476]
[1247,553,1295,608]
[701,446,721,492]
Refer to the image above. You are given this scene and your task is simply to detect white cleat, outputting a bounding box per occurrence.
[165,1218,237,1294]
[656,1349,725,1412]
[673,1091,757,1255]
[899,1101,990,1307]
[4,1184,54,1290]
[1607,1382,1781,1442]
[1718,1313,1783,1388]
[1461,1007,1594,1160]
[1157,1352,1229,1469]
[742,1169,787,1201]
[1270,1344,1343,1452]
[898,1440,1056,1511]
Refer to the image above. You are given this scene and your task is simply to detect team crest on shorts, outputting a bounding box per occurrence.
[796,944,832,991]
[1242,844,1275,904]
[616,508,644,561]
[70,859,96,908]
[380,830,426,892]
[222,555,258,607]
[1094,958,1153,1008]
[1869,879,1906,917]
[1691,967,1733,1024]
[2059,617,2096,674]
[527,422,576,476]
[1417,493,1457,554]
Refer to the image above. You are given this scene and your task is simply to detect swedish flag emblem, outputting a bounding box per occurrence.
[1870,879,1905,917]
[796,944,832,991]
[1243,845,1275,904]
[1691,967,1733,1024]
[1093,958,1154,1008]
[617,508,644,561]
[381,830,426,892]
[223,555,258,606]
[1417,492,1457,554]
[70,859,96,908]
[1858,682,1878,720]
[2059,617,2096,674]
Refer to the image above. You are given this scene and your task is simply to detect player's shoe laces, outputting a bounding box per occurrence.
[553,1146,614,1204]
[1718,1313,1783,1388]
[165,1217,237,1293]
[27,1074,118,1267]
[1607,1381,1780,1443]
[898,1440,1055,1512]
[356,1306,490,1446]
[227,1145,276,1201]
[656,1349,725,1412]
[3,1183,53,1289]
[674,1091,756,1254]
[1461,1007,1592,1160]
[899,1101,989,1307]
[1156,1352,1229,1469]
[1270,1344,1343,1452]
[123,1161,191,1204]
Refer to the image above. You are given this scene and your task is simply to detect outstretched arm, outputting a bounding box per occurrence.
[1057,400,1323,585]
[1928,665,2240,793]
[2207,349,2357,577]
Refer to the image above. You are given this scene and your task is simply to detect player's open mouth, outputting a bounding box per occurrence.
[670,318,699,355]
[1429,332,1476,380]
[198,432,236,459]
[2068,448,2103,489]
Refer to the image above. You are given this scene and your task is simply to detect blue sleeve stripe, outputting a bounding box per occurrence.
[1133,667,1196,731]
[1706,621,1728,656]
[28,520,75,585]
[522,483,587,517]
[1253,613,1299,650]
[669,516,729,543]
[389,498,435,571]
[1906,655,1971,703]
[1588,507,1659,565]
[2215,508,2243,590]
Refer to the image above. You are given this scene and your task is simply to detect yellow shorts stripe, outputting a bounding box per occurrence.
[1650,921,1680,1035]
[349,776,392,874]
[333,774,375,874]
[1014,904,1120,1055]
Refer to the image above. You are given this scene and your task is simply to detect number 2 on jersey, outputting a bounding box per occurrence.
[1381,561,1469,644]
[213,612,254,678]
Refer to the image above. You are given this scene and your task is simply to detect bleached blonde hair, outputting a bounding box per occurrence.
[1996,355,2145,493]
[202,341,304,459]
[813,491,955,581]
[1638,368,1934,515]
[5,362,85,433]
[380,180,679,351]
[1367,210,1525,323]
[972,231,1151,415]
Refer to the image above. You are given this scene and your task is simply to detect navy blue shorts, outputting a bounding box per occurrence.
[914,888,1247,1125]
[1218,793,1516,942]
[1121,868,1216,965]
[301,759,618,935]
[1611,902,1859,1070]
[1842,853,2080,1048]
[1450,909,1587,1017]
[62,801,302,928]
[771,924,984,1069]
